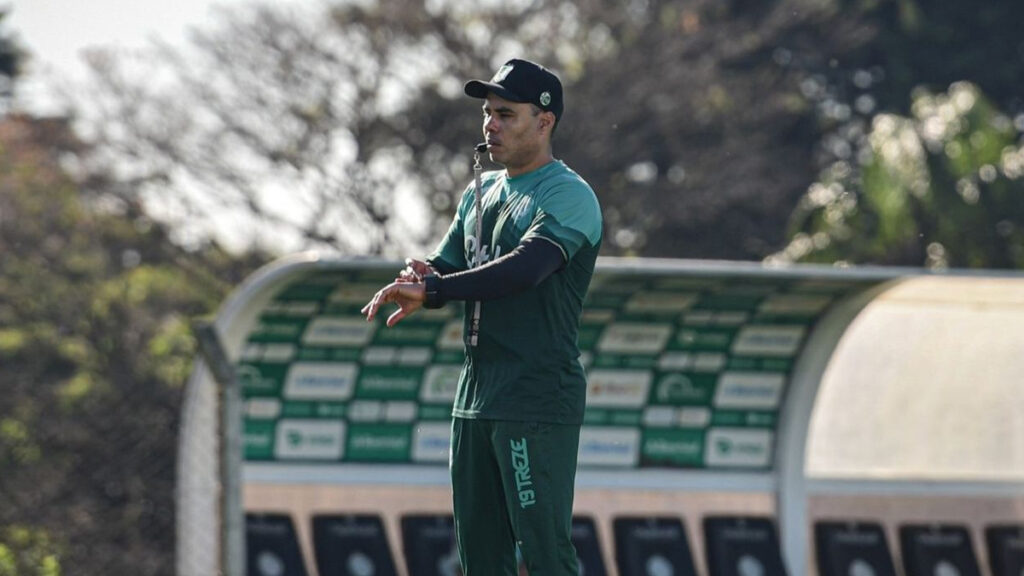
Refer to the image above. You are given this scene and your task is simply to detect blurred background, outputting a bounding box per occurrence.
[1,0,1023,574]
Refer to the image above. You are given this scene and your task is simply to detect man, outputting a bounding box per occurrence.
[362,58,602,575]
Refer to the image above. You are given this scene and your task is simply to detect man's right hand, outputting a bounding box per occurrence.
[362,281,426,327]
[398,258,437,283]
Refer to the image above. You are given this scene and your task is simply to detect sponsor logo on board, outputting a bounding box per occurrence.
[420,365,462,403]
[757,294,833,316]
[264,301,320,317]
[275,420,346,460]
[412,422,452,463]
[283,362,358,401]
[245,398,281,420]
[713,372,786,410]
[731,325,806,357]
[302,317,375,347]
[704,428,773,468]
[624,292,698,314]
[586,369,653,408]
[328,283,388,304]
[597,323,673,354]
[577,427,640,467]
[436,320,465,350]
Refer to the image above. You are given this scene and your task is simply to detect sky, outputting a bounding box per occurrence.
[5,0,293,114]
[4,0,345,253]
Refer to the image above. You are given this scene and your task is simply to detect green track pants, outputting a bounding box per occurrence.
[450,417,581,576]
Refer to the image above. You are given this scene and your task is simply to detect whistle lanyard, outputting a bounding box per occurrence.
[469,147,484,347]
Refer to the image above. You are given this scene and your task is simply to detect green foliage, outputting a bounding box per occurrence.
[0,526,61,576]
[0,115,268,575]
[775,82,1024,268]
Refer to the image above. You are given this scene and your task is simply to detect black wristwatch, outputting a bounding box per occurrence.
[423,274,444,309]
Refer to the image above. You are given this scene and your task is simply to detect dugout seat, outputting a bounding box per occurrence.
[613,516,698,576]
[400,514,461,576]
[899,524,980,576]
[245,513,308,576]
[814,520,896,576]
[985,524,1024,576]
[313,514,397,576]
[703,516,788,576]
[571,516,608,576]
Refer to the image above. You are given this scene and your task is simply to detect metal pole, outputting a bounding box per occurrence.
[193,321,245,576]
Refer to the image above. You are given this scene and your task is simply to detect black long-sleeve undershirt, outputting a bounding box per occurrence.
[423,238,565,307]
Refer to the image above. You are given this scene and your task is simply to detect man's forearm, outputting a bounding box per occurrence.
[423,238,564,308]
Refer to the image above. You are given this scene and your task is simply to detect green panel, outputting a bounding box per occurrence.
[670,328,736,351]
[583,409,610,425]
[355,366,424,400]
[321,302,367,315]
[433,350,466,364]
[693,294,764,311]
[641,428,705,468]
[577,325,603,350]
[623,356,658,369]
[585,293,630,308]
[727,356,794,372]
[371,322,444,345]
[244,420,276,460]
[275,284,336,301]
[609,410,643,426]
[248,319,308,343]
[649,373,717,406]
[281,402,315,418]
[345,424,413,462]
[329,349,363,362]
[237,363,288,396]
[314,403,346,419]
[297,347,332,361]
[711,410,777,428]
[419,405,453,421]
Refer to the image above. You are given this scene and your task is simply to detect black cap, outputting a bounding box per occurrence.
[464,58,564,121]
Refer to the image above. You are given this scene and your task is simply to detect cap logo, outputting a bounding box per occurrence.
[539,91,551,106]
[492,64,514,83]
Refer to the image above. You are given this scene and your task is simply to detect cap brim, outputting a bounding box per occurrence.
[464,80,529,103]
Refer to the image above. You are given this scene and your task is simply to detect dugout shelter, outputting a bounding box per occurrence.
[179,253,1024,576]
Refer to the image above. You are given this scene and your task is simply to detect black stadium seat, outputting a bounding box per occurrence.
[814,521,896,576]
[899,524,980,576]
[613,516,698,576]
[313,514,398,576]
[571,516,608,576]
[985,525,1024,576]
[703,516,788,576]
[400,514,461,576]
[246,513,309,576]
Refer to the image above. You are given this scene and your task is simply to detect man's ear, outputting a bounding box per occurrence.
[539,111,555,134]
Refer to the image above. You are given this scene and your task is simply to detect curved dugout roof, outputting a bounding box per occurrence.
[806,274,1024,482]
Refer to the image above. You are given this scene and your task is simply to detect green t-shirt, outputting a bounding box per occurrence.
[428,160,603,424]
